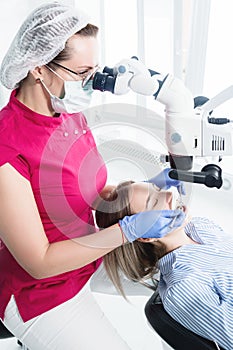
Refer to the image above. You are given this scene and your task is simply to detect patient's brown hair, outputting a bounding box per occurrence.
[95,181,166,297]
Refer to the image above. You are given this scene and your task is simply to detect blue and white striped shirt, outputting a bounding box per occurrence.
[159,217,233,350]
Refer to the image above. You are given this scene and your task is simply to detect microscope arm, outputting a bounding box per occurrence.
[169,165,223,189]
[94,57,233,188]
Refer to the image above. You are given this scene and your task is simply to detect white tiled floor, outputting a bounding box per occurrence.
[92,292,172,350]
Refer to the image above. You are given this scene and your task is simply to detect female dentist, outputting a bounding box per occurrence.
[0,2,184,349]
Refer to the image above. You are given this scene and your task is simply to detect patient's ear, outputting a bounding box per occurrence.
[92,185,116,210]
[100,185,116,200]
[137,238,157,243]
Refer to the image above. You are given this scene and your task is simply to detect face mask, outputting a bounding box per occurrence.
[41,67,94,114]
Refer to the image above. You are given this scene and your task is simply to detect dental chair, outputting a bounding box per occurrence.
[0,319,14,339]
[0,319,28,349]
[145,290,224,350]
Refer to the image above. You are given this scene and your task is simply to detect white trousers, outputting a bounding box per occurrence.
[3,264,132,350]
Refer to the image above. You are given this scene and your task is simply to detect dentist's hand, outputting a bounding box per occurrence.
[147,168,186,195]
[119,210,185,242]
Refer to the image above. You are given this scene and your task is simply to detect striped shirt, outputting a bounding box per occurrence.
[159,217,233,350]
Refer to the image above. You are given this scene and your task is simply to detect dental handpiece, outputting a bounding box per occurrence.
[169,193,184,228]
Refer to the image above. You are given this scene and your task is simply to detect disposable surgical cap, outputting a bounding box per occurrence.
[0,1,90,89]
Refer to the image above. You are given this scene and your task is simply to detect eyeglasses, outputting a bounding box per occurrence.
[51,61,99,87]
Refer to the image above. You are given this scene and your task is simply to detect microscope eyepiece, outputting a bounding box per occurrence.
[92,65,117,93]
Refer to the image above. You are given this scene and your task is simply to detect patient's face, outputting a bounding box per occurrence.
[128,183,175,214]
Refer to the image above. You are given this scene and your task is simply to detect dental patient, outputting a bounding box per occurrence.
[95,181,233,350]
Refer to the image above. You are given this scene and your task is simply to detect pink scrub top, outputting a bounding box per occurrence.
[0,90,107,322]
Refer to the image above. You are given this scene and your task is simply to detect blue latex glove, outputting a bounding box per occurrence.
[119,210,185,242]
[148,168,185,195]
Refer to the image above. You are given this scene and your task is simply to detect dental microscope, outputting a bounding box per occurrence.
[92,57,233,189]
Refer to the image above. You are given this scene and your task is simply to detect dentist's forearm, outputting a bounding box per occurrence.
[36,224,122,279]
